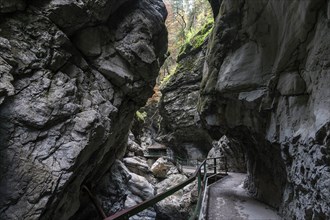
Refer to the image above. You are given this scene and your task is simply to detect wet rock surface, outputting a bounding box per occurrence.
[0,0,167,219]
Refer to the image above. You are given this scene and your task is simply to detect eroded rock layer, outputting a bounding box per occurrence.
[0,1,167,219]
[200,0,330,218]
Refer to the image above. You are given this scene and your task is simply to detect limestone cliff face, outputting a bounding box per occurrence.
[0,0,167,219]
[200,0,330,218]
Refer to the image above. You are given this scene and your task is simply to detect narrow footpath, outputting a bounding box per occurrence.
[207,173,281,220]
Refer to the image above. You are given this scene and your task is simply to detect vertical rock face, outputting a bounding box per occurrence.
[207,135,246,172]
[200,0,330,218]
[0,0,167,219]
[159,24,213,158]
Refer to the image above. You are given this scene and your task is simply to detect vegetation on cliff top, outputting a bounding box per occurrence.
[159,0,213,85]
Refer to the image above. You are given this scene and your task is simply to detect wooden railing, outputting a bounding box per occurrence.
[93,156,228,220]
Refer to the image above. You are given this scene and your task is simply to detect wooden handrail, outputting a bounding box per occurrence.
[103,156,227,220]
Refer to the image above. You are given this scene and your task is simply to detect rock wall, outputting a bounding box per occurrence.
[200,0,330,218]
[208,135,246,172]
[159,24,213,158]
[0,0,167,219]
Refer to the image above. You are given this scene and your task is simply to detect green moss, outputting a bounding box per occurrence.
[160,56,196,85]
[161,18,214,86]
[160,73,173,85]
[135,110,147,122]
[177,20,214,59]
[189,20,214,49]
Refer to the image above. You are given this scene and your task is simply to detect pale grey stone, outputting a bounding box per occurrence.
[156,173,188,194]
[150,157,173,178]
[123,156,151,178]
[155,175,196,220]
[94,160,157,220]
[215,42,268,93]
[126,133,144,157]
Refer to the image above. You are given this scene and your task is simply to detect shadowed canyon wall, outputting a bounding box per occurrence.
[1,0,329,219]
[199,0,330,219]
[0,0,167,219]
[160,0,329,219]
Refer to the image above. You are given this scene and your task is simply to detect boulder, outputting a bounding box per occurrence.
[126,132,144,157]
[123,157,150,175]
[150,157,174,178]
[123,156,157,184]
[155,177,197,220]
[92,160,156,220]
[156,173,188,194]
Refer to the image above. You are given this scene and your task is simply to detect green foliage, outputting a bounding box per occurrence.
[161,73,174,85]
[135,110,147,122]
[177,19,213,61]
[160,0,214,84]
[186,19,214,49]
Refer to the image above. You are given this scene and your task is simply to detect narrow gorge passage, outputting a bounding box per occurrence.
[148,0,330,219]
[0,0,329,219]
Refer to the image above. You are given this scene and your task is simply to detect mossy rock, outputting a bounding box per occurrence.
[177,21,213,61]
[135,110,147,122]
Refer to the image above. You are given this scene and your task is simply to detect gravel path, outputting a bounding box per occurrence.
[207,173,281,220]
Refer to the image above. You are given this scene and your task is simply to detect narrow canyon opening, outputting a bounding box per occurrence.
[0,0,329,220]
[130,0,285,218]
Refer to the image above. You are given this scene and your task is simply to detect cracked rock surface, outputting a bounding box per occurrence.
[159,31,212,158]
[0,0,167,219]
[200,0,330,218]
